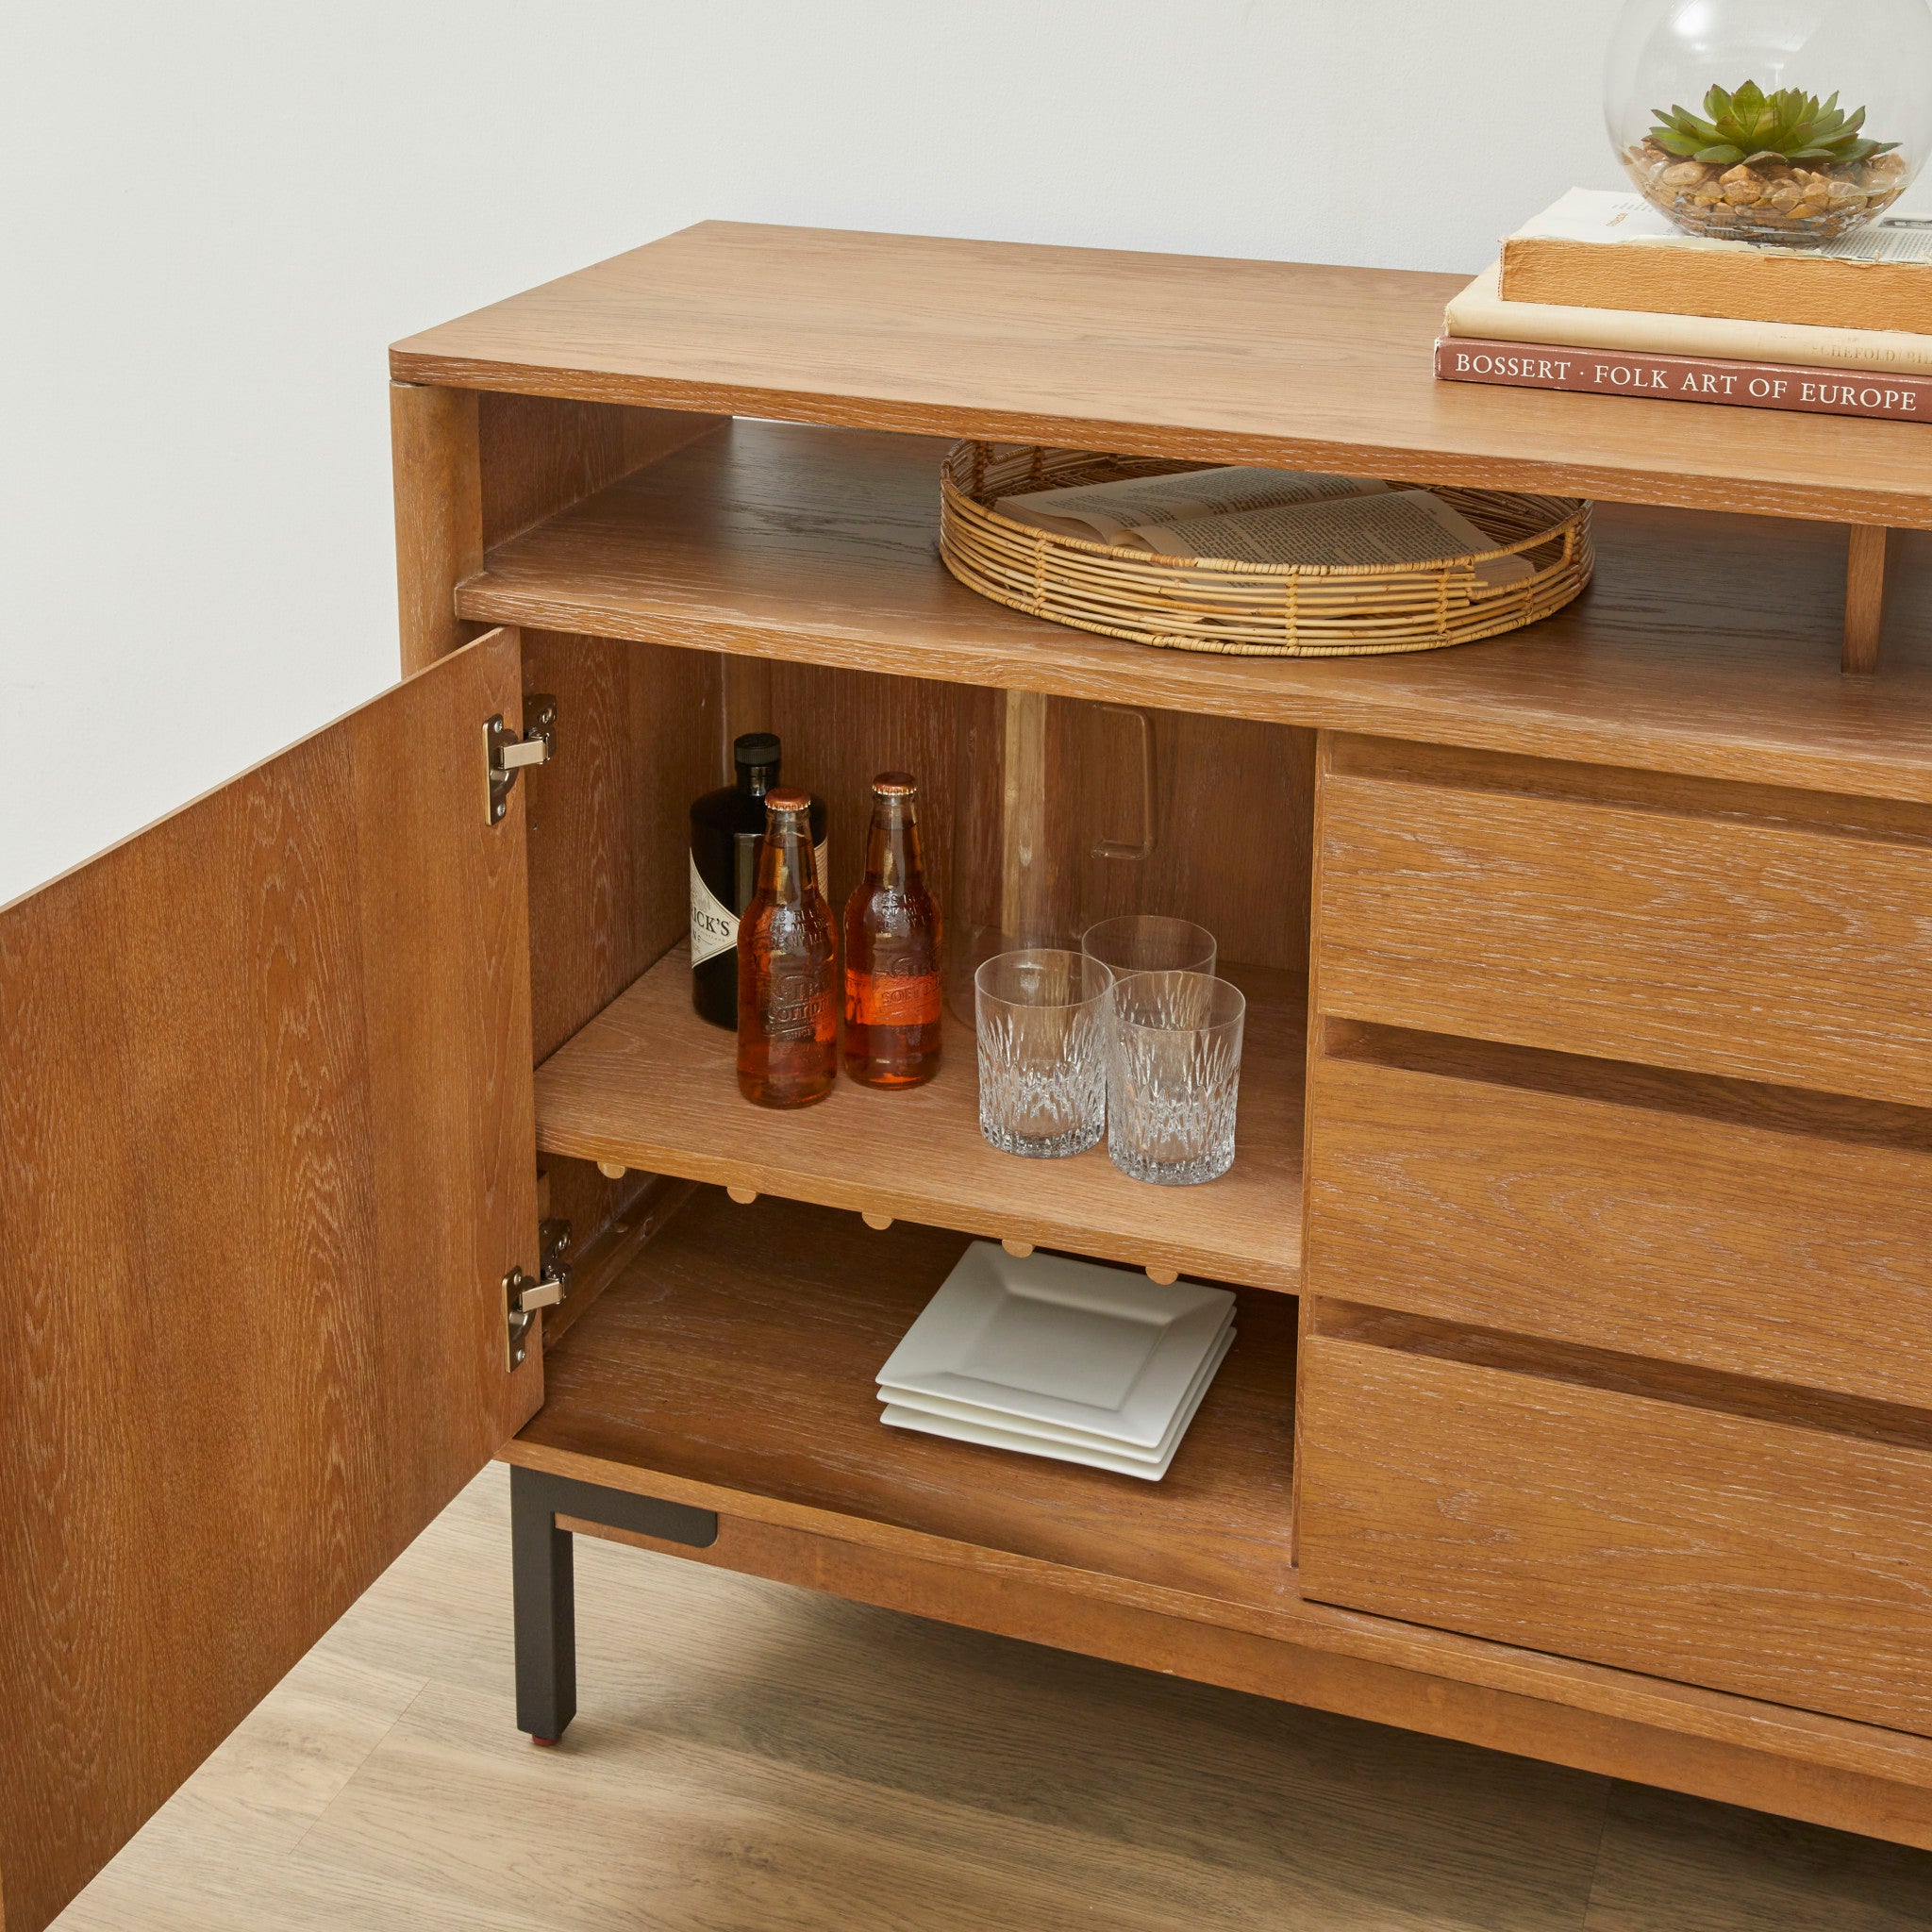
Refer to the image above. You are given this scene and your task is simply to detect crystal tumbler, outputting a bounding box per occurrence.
[1107,972,1246,1186]
[1081,914,1216,980]
[974,949,1112,1158]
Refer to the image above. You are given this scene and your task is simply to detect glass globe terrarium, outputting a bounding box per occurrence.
[1607,0,1932,244]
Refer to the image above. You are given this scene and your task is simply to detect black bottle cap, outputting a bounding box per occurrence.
[734,731,781,768]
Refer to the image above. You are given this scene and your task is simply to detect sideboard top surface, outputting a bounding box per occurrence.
[391,221,1932,529]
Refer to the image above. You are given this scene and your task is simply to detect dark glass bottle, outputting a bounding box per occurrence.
[842,771,942,1089]
[738,789,839,1108]
[689,733,826,1028]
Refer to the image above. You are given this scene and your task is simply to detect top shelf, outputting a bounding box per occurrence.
[459,417,1932,804]
[393,220,1932,528]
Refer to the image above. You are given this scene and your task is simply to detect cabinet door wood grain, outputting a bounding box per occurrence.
[0,630,540,1932]
[1307,1032,1932,1407]
[1299,1335,1932,1736]
[1316,738,1932,1108]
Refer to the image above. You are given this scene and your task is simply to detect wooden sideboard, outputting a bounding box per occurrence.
[8,222,1932,1932]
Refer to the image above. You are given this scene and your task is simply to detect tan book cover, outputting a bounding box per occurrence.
[1446,262,1932,375]
[1498,190,1932,336]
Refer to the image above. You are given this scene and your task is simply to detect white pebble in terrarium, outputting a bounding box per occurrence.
[1606,0,1932,245]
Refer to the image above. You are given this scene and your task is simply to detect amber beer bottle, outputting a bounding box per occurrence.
[842,772,942,1088]
[737,789,839,1108]
[689,733,826,1029]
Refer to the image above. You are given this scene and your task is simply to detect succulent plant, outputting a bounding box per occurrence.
[1646,80,1899,168]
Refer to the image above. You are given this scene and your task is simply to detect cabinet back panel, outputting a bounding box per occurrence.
[757,663,1314,974]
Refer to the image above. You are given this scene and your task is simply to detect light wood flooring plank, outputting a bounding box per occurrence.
[1584,1780,1932,1931]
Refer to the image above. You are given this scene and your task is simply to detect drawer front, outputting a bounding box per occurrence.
[1315,739,1932,1108]
[1299,1335,1932,1734]
[1307,1041,1932,1407]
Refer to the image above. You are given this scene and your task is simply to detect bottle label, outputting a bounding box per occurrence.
[690,853,738,967]
[814,836,830,895]
[856,971,941,1026]
[690,837,829,968]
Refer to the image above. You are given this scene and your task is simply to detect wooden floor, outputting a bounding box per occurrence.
[56,1466,1932,1932]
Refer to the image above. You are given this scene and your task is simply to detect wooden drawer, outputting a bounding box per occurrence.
[1299,1330,1932,1735]
[1307,1030,1932,1407]
[1315,738,1932,1109]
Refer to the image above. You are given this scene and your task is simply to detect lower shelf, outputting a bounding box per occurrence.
[533,944,1307,1291]
[502,1187,1932,1840]
[514,1189,1298,1612]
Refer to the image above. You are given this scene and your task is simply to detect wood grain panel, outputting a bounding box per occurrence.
[456,422,1932,807]
[390,223,1932,527]
[533,944,1306,1291]
[1315,740,1932,1107]
[763,658,965,918]
[1307,1028,1932,1407]
[475,395,723,550]
[1299,1335,1932,1735]
[747,661,1312,975]
[520,632,717,1063]
[0,633,539,1932]
[390,383,483,675]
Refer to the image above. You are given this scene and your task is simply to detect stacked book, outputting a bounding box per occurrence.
[1437,188,1932,424]
[875,1242,1234,1481]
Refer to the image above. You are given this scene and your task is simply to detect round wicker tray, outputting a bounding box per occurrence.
[938,441,1593,658]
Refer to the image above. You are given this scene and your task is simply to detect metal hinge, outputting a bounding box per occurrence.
[503,1217,573,1369]
[484,693,558,825]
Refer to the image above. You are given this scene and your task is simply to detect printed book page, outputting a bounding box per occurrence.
[996,466,1388,546]
[1136,490,1534,588]
[1512,187,1932,263]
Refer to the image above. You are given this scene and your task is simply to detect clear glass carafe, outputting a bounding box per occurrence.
[945,690,1160,1026]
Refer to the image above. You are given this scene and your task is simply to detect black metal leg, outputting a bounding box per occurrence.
[508,1464,719,1743]
[511,1464,576,1742]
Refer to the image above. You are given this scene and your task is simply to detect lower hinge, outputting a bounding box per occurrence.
[504,1216,574,1370]
[484,692,558,825]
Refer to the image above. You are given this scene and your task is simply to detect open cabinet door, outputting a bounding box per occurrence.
[0,628,542,1932]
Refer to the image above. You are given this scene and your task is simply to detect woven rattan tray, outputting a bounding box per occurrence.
[938,441,1593,658]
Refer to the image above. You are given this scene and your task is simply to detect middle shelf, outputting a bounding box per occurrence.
[535,943,1307,1291]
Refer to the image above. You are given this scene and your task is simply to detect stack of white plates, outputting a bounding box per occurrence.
[876,1242,1236,1481]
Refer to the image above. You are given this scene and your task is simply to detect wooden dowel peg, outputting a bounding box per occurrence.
[1002,1238,1034,1258]
[1145,1264,1179,1287]
[596,1159,627,1180]
[725,1185,758,1206]
[1843,525,1889,675]
[861,1210,893,1230]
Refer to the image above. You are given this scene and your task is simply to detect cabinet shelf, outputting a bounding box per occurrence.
[509,1190,1299,1614]
[533,945,1307,1291]
[458,418,1932,804]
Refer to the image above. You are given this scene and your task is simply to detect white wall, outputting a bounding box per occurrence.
[1,0,1637,903]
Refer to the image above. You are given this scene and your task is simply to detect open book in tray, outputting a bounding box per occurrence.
[937,440,1592,658]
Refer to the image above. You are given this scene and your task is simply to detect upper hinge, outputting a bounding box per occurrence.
[503,1216,574,1370]
[484,693,558,826]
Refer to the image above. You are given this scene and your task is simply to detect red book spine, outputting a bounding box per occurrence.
[1435,337,1932,424]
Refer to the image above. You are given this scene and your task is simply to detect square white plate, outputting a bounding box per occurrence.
[881,1308,1233,1463]
[881,1327,1233,1481]
[875,1241,1237,1451]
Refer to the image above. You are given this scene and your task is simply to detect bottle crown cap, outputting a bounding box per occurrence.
[764,787,811,814]
[734,731,782,767]
[871,770,917,796]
